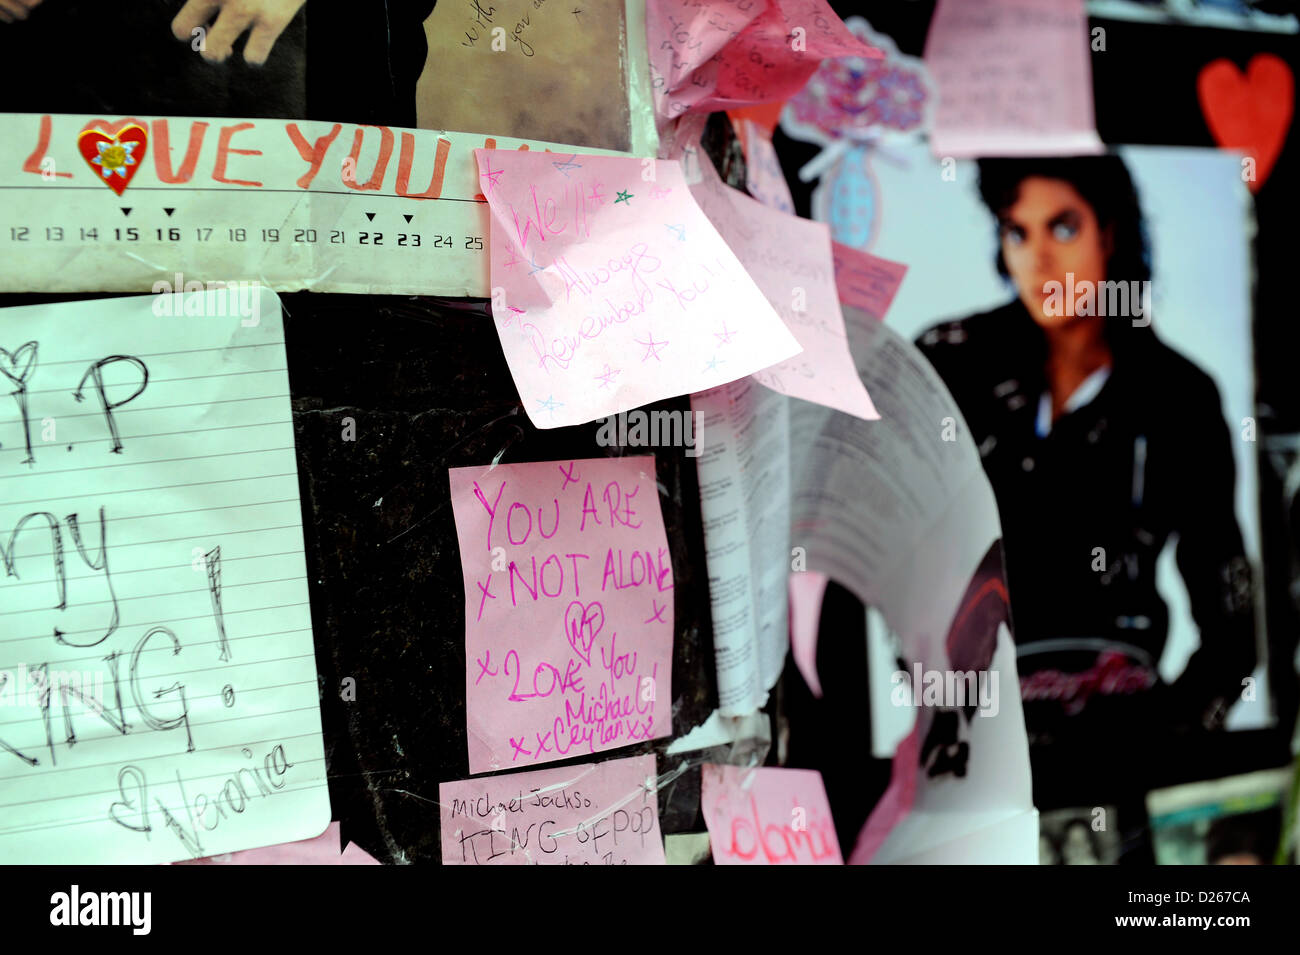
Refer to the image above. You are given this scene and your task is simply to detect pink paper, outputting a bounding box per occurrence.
[174,822,340,865]
[475,149,800,428]
[690,165,877,420]
[340,842,382,865]
[449,457,674,774]
[788,571,829,698]
[738,118,796,214]
[648,0,879,123]
[924,0,1103,157]
[701,765,843,865]
[440,754,667,865]
[831,242,909,319]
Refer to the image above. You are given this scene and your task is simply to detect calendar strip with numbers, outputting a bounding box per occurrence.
[0,113,635,297]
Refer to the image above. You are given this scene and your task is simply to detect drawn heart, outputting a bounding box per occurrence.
[1197,54,1293,193]
[78,122,148,196]
[563,600,605,667]
[109,765,152,834]
[0,342,37,389]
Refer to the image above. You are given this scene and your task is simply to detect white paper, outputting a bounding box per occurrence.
[690,379,791,716]
[0,289,330,863]
[0,113,633,297]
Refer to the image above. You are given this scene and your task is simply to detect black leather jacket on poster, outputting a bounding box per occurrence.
[916,299,1256,746]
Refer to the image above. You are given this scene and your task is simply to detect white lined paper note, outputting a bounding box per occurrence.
[0,288,330,863]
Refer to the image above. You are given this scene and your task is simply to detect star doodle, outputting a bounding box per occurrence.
[714,321,737,345]
[479,157,504,196]
[595,364,621,389]
[615,189,633,205]
[665,223,685,241]
[703,354,724,373]
[536,395,563,418]
[635,332,668,362]
[552,155,582,178]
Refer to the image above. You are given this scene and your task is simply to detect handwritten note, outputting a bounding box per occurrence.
[0,290,330,864]
[449,456,673,774]
[175,821,379,865]
[440,754,666,864]
[647,0,878,123]
[474,149,800,428]
[690,162,877,420]
[924,0,1103,157]
[701,764,843,864]
[831,242,908,320]
[416,0,653,153]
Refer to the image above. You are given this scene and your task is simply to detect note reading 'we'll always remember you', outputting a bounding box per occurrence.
[449,457,673,775]
[0,290,330,863]
[474,150,801,428]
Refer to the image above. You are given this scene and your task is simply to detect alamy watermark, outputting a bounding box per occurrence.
[151,272,261,327]
[1042,272,1150,327]
[891,663,1000,717]
[0,665,106,709]
[594,409,702,458]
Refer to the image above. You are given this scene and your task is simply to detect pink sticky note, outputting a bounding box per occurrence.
[789,571,829,698]
[831,242,908,320]
[648,0,880,121]
[474,149,800,428]
[690,168,877,420]
[924,0,1103,157]
[173,821,341,865]
[738,118,795,214]
[704,0,879,111]
[440,754,666,865]
[449,457,674,774]
[340,842,382,865]
[701,765,843,865]
[646,0,769,123]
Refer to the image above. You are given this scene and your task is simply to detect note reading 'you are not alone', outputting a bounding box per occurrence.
[449,456,674,775]
[0,289,330,864]
[474,149,801,428]
[440,753,666,865]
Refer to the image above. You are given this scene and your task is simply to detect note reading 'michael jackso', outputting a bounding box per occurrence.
[0,290,330,864]
[440,753,667,865]
[449,456,674,774]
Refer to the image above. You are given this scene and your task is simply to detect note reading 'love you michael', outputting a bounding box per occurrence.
[701,764,843,865]
[440,753,666,865]
[449,456,674,774]
[474,149,801,428]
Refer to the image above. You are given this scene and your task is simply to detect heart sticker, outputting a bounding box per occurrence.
[1197,54,1293,193]
[78,123,148,196]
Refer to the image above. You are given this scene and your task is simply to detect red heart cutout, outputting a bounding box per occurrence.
[1197,54,1293,193]
[78,123,148,196]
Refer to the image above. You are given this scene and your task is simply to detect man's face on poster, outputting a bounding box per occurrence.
[997,176,1111,329]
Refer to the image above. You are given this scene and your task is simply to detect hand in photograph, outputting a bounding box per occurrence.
[0,0,43,24]
[172,0,306,65]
